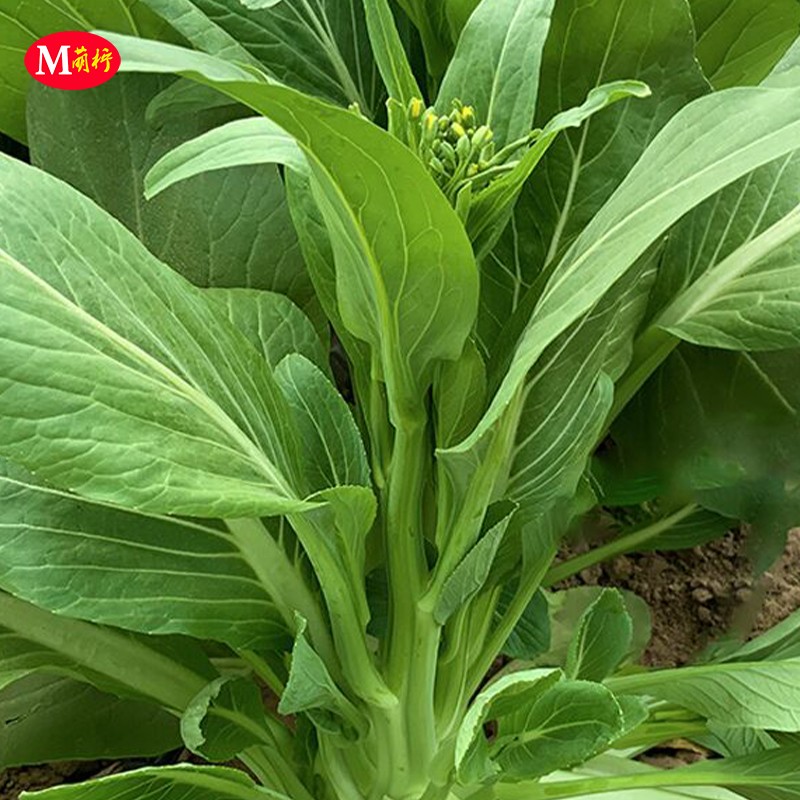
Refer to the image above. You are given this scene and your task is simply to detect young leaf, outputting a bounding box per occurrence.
[492,680,625,781]
[279,616,363,737]
[436,0,556,146]
[434,502,516,624]
[565,589,633,682]
[0,674,180,769]
[456,668,561,783]
[0,459,290,652]
[274,355,371,493]
[144,116,307,199]
[362,0,421,107]
[181,677,271,760]
[21,765,290,800]
[466,80,651,261]
[0,154,309,518]
[536,587,652,670]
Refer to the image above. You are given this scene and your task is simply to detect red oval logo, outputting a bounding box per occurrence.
[24,31,120,91]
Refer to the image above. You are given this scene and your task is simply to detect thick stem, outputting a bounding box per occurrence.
[381,417,440,796]
[542,503,699,586]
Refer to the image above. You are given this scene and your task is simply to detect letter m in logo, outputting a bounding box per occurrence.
[35,44,71,76]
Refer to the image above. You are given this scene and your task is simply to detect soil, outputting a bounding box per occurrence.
[3,530,799,797]
[557,527,800,667]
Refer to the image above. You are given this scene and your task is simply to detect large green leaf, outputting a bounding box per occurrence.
[0,0,174,142]
[27,76,316,316]
[608,659,800,731]
[690,0,800,89]
[453,83,800,456]
[436,0,555,146]
[478,0,707,355]
[109,35,479,421]
[143,0,381,115]
[659,207,800,351]
[205,288,328,372]
[0,153,312,518]
[23,765,289,800]
[0,458,289,651]
[0,673,180,769]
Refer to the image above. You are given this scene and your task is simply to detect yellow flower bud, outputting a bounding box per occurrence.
[408,98,424,120]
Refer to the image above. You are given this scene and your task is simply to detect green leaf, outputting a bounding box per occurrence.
[456,667,561,783]
[0,674,180,769]
[492,680,625,781]
[0,459,289,651]
[608,659,800,731]
[28,76,315,314]
[565,589,633,682]
[467,80,651,262]
[144,116,307,198]
[478,0,707,354]
[275,355,371,493]
[0,0,174,142]
[0,154,310,518]
[721,608,800,663]
[538,587,652,670]
[205,289,328,373]
[435,502,516,624]
[690,0,800,89]
[362,0,421,107]
[436,0,556,146]
[143,0,380,114]
[279,615,363,736]
[22,764,289,800]
[453,83,800,456]
[181,677,269,760]
[110,35,479,420]
[494,746,800,800]
[658,207,800,351]
[499,589,550,660]
[433,339,487,448]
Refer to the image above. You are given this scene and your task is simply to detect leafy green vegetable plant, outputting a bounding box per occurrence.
[1,1,800,799]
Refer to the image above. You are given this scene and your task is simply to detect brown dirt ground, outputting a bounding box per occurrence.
[3,530,799,796]
[557,527,800,667]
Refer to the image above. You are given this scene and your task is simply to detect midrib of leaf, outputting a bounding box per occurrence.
[660,204,800,327]
[1,250,296,501]
[741,352,798,416]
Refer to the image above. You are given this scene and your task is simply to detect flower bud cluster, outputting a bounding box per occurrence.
[406,97,534,204]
